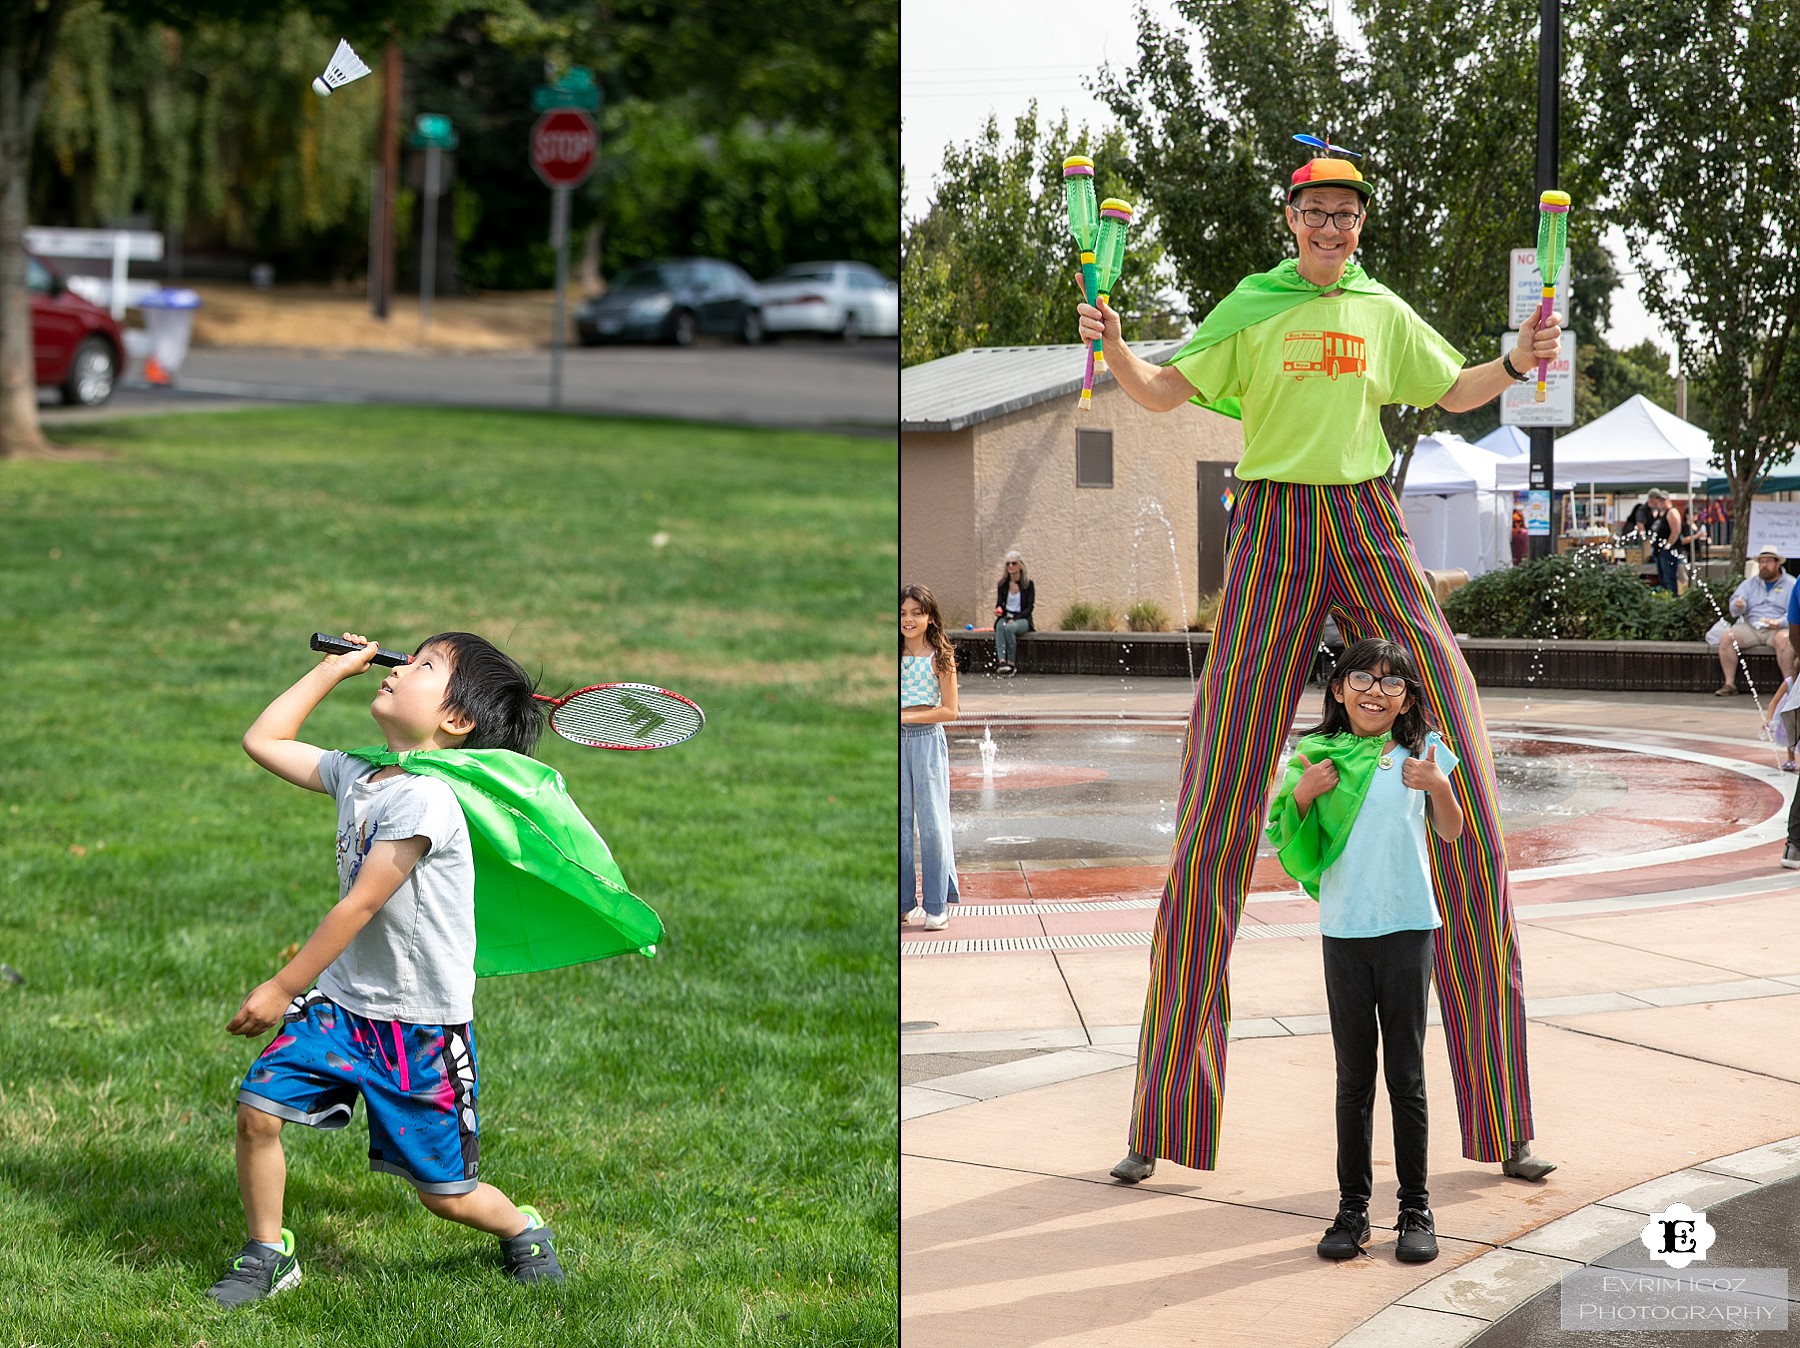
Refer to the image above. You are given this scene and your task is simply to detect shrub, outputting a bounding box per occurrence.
[1060,600,1119,631]
[1191,589,1223,631]
[1124,599,1170,632]
[1441,553,1735,642]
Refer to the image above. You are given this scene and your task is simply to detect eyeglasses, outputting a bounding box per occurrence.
[1293,207,1365,230]
[1344,669,1408,697]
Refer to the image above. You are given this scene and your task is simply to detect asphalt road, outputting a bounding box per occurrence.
[42,337,897,435]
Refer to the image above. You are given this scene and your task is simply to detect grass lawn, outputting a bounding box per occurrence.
[0,406,896,1345]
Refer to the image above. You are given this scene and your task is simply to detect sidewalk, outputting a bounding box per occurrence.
[901,675,1800,1347]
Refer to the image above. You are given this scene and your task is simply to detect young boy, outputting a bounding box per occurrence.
[209,630,563,1308]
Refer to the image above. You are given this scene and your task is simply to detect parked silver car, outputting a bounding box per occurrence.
[757,261,898,341]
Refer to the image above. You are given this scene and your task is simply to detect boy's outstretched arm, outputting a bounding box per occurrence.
[243,633,382,791]
[226,835,429,1036]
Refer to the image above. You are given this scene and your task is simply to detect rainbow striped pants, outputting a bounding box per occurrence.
[1129,476,1533,1167]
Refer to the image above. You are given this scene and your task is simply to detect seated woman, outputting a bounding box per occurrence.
[992,551,1035,676]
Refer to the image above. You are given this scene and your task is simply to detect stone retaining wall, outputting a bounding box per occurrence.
[950,629,1783,694]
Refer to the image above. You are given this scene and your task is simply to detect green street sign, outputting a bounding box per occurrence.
[532,65,602,113]
[410,113,458,150]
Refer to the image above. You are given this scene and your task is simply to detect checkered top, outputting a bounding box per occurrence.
[901,654,940,708]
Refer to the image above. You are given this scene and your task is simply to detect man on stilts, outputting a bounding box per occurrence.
[1078,145,1560,1186]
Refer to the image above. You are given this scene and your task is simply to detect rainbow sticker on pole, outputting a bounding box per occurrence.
[1535,190,1571,403]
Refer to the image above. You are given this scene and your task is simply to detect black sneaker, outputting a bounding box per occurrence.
[206,1228,300,1308]
[501,1205,564,1285]
[1783,843,1800,870]
[1395,1206,1439,1263]
[1317,1206,1370,1259]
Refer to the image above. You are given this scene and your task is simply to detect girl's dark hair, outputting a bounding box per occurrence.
[900,584,955,677]
[1299,637,1438,755]
[415,631,545,756]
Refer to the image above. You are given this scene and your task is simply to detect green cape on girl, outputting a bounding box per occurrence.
[1264,731,1391,901]
[345,746,662,976]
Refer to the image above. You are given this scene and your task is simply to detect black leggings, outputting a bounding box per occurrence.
[1322,929,1434,1211]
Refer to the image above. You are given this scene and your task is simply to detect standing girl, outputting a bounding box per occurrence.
[992,551,1036,677]
[1265,638,1466,1265]
[901,585,959,930]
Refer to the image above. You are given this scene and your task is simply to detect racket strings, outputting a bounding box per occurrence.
[551,688,703,749]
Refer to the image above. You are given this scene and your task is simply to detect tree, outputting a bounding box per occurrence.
[901,109,1175,368]
[1094,0,1605,486]
[1585,0,1800,570]
[1,0,441,458]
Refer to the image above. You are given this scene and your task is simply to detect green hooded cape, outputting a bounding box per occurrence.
[344,746,662,976]
[1264,731,1390,901]
[1164,260,1399,420]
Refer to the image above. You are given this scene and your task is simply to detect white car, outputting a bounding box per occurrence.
[757,261,898,341]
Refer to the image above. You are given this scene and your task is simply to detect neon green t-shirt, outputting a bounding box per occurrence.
[1170,287,1464,485]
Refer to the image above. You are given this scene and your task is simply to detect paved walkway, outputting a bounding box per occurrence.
[901,676,1800,1347]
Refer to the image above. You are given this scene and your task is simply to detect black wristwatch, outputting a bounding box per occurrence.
[1502,351,1531,382]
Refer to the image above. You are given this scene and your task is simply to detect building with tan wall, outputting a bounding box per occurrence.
[901,342,1245,632]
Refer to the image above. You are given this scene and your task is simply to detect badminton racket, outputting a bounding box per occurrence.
[307,633,705,750]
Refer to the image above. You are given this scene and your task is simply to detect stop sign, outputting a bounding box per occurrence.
[531,108,597,188]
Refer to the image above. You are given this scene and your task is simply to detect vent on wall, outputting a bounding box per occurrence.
[1076,428,1114,488]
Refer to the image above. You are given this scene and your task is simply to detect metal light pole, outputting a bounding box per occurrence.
[1528,0,1560,558]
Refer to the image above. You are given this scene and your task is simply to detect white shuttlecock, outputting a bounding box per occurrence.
[312,39,370,97]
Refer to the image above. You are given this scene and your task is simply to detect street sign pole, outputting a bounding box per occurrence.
[529,97,598,411]
[420,144,440,337]
[1529,0,1561,560]
[551,185,570,409]
[410,114,458,343]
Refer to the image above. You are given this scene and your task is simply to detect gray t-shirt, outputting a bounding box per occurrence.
[316,751,477,1024]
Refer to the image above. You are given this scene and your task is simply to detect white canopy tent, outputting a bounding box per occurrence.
[1491,394,1715,489]
[1475,424,1529,457]
[1399,433,1519,577]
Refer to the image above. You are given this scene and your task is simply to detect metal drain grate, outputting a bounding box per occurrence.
[902,920,1321,955]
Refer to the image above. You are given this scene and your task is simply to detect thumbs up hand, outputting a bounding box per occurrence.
[1402,742,1447,792]
[1294,751,1340,810]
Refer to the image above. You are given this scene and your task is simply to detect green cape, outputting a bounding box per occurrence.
[345,746,662,976]
[1164,260,1398,420]
[1264,731,1389,902]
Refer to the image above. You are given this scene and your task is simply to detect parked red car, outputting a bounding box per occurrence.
[29,254,123,406]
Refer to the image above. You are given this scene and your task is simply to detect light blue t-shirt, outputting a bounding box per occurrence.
[1317,731,1459,939]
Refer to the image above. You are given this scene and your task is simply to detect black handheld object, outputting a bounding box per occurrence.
[309,632,411,667]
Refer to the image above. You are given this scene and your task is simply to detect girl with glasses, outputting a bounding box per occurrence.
[1266,638,1461,1266]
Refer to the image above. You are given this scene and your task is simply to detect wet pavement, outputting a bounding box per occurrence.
[901,677,1800,1348]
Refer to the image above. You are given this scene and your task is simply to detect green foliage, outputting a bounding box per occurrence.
[598,101,897,282]
[1442,552,1732,641]
[1124,599,1169,632]
[1583,0,1800,568]
[1059,599,1119,631]
[901,109,1172,367]
[35,6,380,264]
[1192,588,1223,632]
[1,405,896,1343]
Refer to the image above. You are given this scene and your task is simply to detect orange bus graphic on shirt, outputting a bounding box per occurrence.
[1283,330,1366,380]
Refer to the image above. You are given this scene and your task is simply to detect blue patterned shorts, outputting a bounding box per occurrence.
[237,989,481,1194]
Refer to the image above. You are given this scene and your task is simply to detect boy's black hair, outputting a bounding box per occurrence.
[415,631,545,756]
[1299,637,1439,756]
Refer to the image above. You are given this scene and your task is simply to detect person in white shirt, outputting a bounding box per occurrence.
[1716,547,1795,696]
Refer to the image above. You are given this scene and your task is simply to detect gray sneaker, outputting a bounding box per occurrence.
[206,1228,300,1308]
[1783,843,1800,870]
[501,1205,564,1285]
